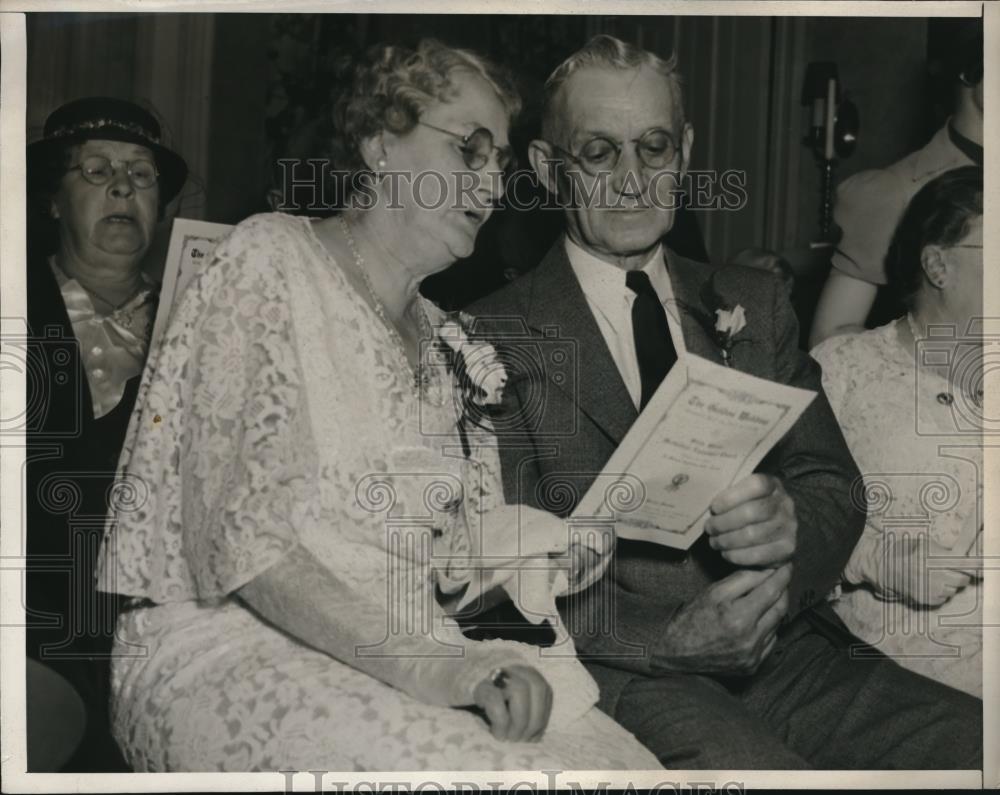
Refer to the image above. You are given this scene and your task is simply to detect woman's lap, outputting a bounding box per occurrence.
[111,602,657,772]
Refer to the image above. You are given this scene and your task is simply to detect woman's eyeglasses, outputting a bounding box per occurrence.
[548,128,680,176]
[67,155,159,190]
[417,121,516,172]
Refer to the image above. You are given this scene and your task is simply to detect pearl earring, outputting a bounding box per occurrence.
[376,158,387,169]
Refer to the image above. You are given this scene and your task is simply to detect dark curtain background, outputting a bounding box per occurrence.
[28,12,969,323]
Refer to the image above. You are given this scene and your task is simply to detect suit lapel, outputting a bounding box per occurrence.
[525,240,637,445]
[663,250,726,366]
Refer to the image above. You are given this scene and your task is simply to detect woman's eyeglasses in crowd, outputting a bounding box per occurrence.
[67,155,160,190]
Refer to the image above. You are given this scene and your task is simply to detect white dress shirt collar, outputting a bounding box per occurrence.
[565,237,667,314]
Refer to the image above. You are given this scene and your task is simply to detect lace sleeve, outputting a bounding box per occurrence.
[98,221,315,601]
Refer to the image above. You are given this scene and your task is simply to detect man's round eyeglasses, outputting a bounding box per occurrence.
[549,129,680,176]
[67,155,159,189]
[417,121,516,172]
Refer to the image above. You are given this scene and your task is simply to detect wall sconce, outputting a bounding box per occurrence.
[801,61,860,244]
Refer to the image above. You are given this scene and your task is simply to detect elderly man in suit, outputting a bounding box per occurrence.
[468,35,982,769]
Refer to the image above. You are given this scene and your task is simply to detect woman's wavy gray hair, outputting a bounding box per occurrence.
[330,39,521,179]
[541,34,685,142]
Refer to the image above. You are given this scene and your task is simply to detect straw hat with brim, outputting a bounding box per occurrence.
[27,97,188,204]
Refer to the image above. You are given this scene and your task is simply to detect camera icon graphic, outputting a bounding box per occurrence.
[1,323,85,439]
[914,318,999,436]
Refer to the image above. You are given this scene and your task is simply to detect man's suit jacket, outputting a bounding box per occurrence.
[468,238,867,712]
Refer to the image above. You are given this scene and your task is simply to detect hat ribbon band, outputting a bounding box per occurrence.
[47,119,162,144]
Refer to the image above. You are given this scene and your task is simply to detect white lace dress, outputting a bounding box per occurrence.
[95,213,660,772]
[812,321,982,697]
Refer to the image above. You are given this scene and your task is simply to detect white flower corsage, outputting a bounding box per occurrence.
[438,314,508,406]
[714,304,747,367]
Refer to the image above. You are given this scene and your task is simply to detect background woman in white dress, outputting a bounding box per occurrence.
[812,166,983,697]
[95,39,660,771]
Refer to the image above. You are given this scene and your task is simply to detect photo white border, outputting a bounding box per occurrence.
[1,1,994,791]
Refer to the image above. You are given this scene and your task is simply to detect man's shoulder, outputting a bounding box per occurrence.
[465,252,570,337]
[466,269,534,319]
[667,249,721,279]
[670,252,778,309]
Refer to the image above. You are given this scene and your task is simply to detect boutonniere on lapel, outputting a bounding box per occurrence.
[678,272,750,367]
[713,304,748,367]
[438,312,508,408]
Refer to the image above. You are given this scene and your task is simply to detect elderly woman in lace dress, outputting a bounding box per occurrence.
[95,39,660,772]
[812,166,984,697]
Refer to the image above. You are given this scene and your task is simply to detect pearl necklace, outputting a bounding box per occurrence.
[339,214,432,395]
[906,312,984,409]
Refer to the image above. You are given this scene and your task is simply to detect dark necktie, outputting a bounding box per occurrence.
[626,269,677,410]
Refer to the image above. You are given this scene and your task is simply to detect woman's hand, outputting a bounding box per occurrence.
[565,541,602,587]
[879,534,978,607]
[473,664,553,742]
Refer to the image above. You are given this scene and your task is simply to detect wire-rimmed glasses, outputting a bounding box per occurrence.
[67,155,159,190]
[417,121,516,172]
[547,128,680,176]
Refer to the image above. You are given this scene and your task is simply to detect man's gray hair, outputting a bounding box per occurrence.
[541,34,685,142]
